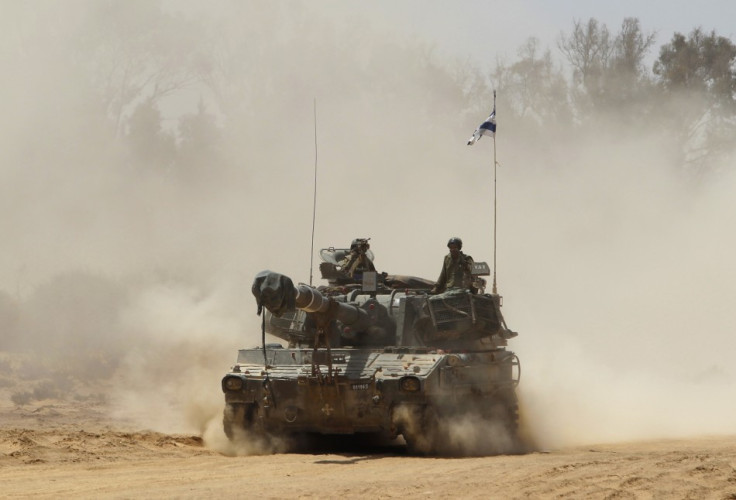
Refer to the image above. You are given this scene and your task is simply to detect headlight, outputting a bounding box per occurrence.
[399,376,420,392]
[223,376,243,391]
[446,355,462,367]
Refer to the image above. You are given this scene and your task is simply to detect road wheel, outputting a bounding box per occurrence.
[484,391,521,453]
[401,404,440,455]
[223,403,257,439]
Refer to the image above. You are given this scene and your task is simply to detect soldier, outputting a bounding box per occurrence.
[431,237,474,294]
[338,238,376,278]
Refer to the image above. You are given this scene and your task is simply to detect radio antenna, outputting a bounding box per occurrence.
[309,98,318,286]
[492,90,498,294]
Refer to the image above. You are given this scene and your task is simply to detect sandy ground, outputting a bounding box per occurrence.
[1,393,736,499]
[0,350,735,500]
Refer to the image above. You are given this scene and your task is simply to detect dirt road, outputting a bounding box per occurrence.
[2,398,736,499]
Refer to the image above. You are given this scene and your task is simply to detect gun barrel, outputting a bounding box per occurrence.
[294,285,330,313]
[295,284,362,325]
[253,270,396,345]
[253,271,364,326]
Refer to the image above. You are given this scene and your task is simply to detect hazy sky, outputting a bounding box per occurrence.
[162,0,736,119]
[362,0,736,67]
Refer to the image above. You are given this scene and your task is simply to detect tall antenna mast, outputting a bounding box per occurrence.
[309,98,318,286]
[492,90,498,295]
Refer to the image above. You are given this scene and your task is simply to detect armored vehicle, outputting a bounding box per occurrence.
[221,244,520,454]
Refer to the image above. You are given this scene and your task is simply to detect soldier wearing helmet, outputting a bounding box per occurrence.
[430,237,474,294]
[338,238,376,279]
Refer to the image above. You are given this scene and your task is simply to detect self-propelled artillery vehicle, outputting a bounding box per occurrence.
[221,244,520,454]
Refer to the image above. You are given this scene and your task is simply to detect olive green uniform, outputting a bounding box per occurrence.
[339,250,376,278]
[432,252,473,294]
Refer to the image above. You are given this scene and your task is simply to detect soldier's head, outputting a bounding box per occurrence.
[351,238,370,253]
[447,237,462,256]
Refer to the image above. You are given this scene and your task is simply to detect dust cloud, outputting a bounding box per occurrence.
[0,1,734,452]
[503,137,736,449]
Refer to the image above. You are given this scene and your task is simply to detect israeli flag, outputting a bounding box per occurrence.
[467,109,496,145]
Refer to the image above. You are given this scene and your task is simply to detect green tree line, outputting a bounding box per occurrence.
[494,18,736,177]
[3,3,735,183]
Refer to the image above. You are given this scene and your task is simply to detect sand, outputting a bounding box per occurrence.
[2,383,736,500]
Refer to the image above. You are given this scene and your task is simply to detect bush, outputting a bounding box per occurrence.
[10,391,33,406]
[32,381,63,401]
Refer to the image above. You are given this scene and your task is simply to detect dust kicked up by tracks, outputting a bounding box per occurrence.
[2,351,736,499]
[3,398,736,499]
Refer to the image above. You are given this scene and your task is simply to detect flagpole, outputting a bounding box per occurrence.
[466,93,499,294]
[492,90,498,295]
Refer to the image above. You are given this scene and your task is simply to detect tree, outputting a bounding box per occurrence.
[125,98,176,171]
[494,37,570,129]
[558,18,612,111]
[558,18,655,120]
[654,28,736,103]
[608,18,656,107]
[613,18,656,79]
[654,29,736,174]
[176,99,223,183]
[77,0,207,138]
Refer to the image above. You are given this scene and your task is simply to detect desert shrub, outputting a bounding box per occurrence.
[32,380,63,401]
[10,391,33,406]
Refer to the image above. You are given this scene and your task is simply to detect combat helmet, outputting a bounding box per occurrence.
[447,237,462,249]
[351,238,370,250]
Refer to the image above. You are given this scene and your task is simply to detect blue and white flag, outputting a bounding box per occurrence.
[467,108,496,145]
